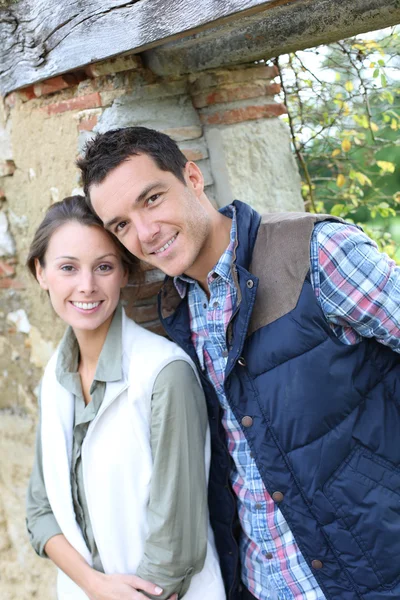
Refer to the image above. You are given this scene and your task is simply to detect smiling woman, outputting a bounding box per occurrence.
[25,195,226,600]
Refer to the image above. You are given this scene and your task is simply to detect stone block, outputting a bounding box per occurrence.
[86,54,142,78]
[42,93,102,116]
[189,65,278,94]
[0,278,25,289]
[192,82,280,108]
[0,212,16,256]
[205,119,303,213]
[178,138,208,161]
[160,125,203,142]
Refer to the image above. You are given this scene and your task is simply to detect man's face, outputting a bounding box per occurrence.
[90,154,211,278]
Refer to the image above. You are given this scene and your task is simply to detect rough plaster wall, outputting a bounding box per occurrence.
[205,118,304,212]
[1,99,80,599]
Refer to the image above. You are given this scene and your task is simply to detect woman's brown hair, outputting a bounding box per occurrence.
[27,195,141,282]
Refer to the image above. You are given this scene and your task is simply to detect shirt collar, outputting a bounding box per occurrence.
[56,304,123,394]
[174,205,237,298]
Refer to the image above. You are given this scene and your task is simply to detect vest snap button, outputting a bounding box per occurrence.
[271,491,284,503]
[237,356,247,367]
[246,279,254,289]
[311,559,323,570]
[241,416,253,427]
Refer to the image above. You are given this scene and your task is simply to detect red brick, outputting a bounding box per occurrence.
[0,188,6,199]
[17,86,36,101]
[0,261,16,278]
[5,93,16,108]
[78,115,99,131]
[0,160,16,177]
[125,280,163,301]
[0,278,25,289]
[200,103,287,125]
[192,82,281,108]
[42,93,102,115]
[146,321,165,336]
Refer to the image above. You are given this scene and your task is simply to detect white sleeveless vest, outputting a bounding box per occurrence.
[40,310,225,600]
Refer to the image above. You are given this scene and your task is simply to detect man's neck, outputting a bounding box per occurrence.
[184,211,232,295]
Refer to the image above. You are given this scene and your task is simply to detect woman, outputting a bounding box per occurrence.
[26,196,225,600]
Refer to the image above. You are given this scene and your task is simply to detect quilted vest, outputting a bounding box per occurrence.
[159,200,400,600]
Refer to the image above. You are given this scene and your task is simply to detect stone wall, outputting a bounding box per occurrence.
[0,53,303,599]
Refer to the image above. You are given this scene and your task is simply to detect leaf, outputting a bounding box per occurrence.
[345,81,354,92]
[336,174,346,188]
[381,74,387,87]
[370,122,379,132]
[341,139,351,152]
[377,160,396,173]
[373,68,380,78]
[331,149,341,157]
[331,203,346,216]
[354,172,372,186]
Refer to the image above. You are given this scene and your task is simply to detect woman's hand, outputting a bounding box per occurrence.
[86,571,178,600]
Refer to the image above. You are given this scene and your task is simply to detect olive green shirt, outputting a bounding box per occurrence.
[26,306,209,599]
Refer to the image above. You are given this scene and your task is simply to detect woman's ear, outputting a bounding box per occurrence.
[35,258,49,291]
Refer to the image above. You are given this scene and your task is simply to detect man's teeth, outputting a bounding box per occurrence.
[72,302,101,310]
[154,235,177,254]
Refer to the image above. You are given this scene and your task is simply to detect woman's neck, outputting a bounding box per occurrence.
[73,313,113,373]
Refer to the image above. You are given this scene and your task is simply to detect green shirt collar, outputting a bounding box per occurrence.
[56,304,123,395]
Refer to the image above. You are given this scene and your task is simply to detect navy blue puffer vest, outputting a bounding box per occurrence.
[159,201,400,600]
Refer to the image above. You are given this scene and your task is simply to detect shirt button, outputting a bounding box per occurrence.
[246,279,254,289]
[213,301,219,308]
[255,503,263,510]
[222,350,229,358]
[272,491,284,503]
[311,559,324,570]
[264,552,273,560]
[241,416,253,427]
[237,356,247,367]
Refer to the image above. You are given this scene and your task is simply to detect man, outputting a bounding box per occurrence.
[78,127,400,600]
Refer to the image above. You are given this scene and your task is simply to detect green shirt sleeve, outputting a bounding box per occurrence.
[136,360,209,600]
[26,383,63,557]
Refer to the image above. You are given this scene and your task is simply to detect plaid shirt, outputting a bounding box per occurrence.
[175,211,400,600]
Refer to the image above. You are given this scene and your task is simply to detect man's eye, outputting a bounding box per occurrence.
[146,194,160,206]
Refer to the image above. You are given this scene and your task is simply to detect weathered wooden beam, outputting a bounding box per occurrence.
[0,0,278,95]
[144,0,400,75]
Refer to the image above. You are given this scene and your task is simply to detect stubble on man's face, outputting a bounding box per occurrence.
[89,154,212,279]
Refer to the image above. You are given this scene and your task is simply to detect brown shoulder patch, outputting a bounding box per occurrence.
[247,212,338,335]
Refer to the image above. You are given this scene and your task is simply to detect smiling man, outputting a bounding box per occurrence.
[78,127,400,600]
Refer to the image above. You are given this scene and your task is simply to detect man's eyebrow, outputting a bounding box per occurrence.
[104,182,164,230]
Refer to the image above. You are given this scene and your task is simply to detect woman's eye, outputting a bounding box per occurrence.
[146,194,160,206]
[97,264,112,272]
[116,221,128,233]
[61,265,75,272]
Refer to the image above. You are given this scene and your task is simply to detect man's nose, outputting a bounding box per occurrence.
[135,215,160,243]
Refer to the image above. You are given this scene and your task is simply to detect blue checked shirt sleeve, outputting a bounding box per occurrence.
[310,221,400,353]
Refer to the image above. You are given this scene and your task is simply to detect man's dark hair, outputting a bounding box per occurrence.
[77,127,188,203]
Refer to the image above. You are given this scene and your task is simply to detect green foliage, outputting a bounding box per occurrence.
[274,27,400,259]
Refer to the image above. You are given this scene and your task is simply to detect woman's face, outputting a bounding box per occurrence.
[35,222,128,333]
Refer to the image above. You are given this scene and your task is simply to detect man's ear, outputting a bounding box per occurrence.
[184,161,204,197]
[35,258,49,291]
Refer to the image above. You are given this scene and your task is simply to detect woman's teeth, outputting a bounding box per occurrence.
[155,235,177,254]
[72,301,101,310]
